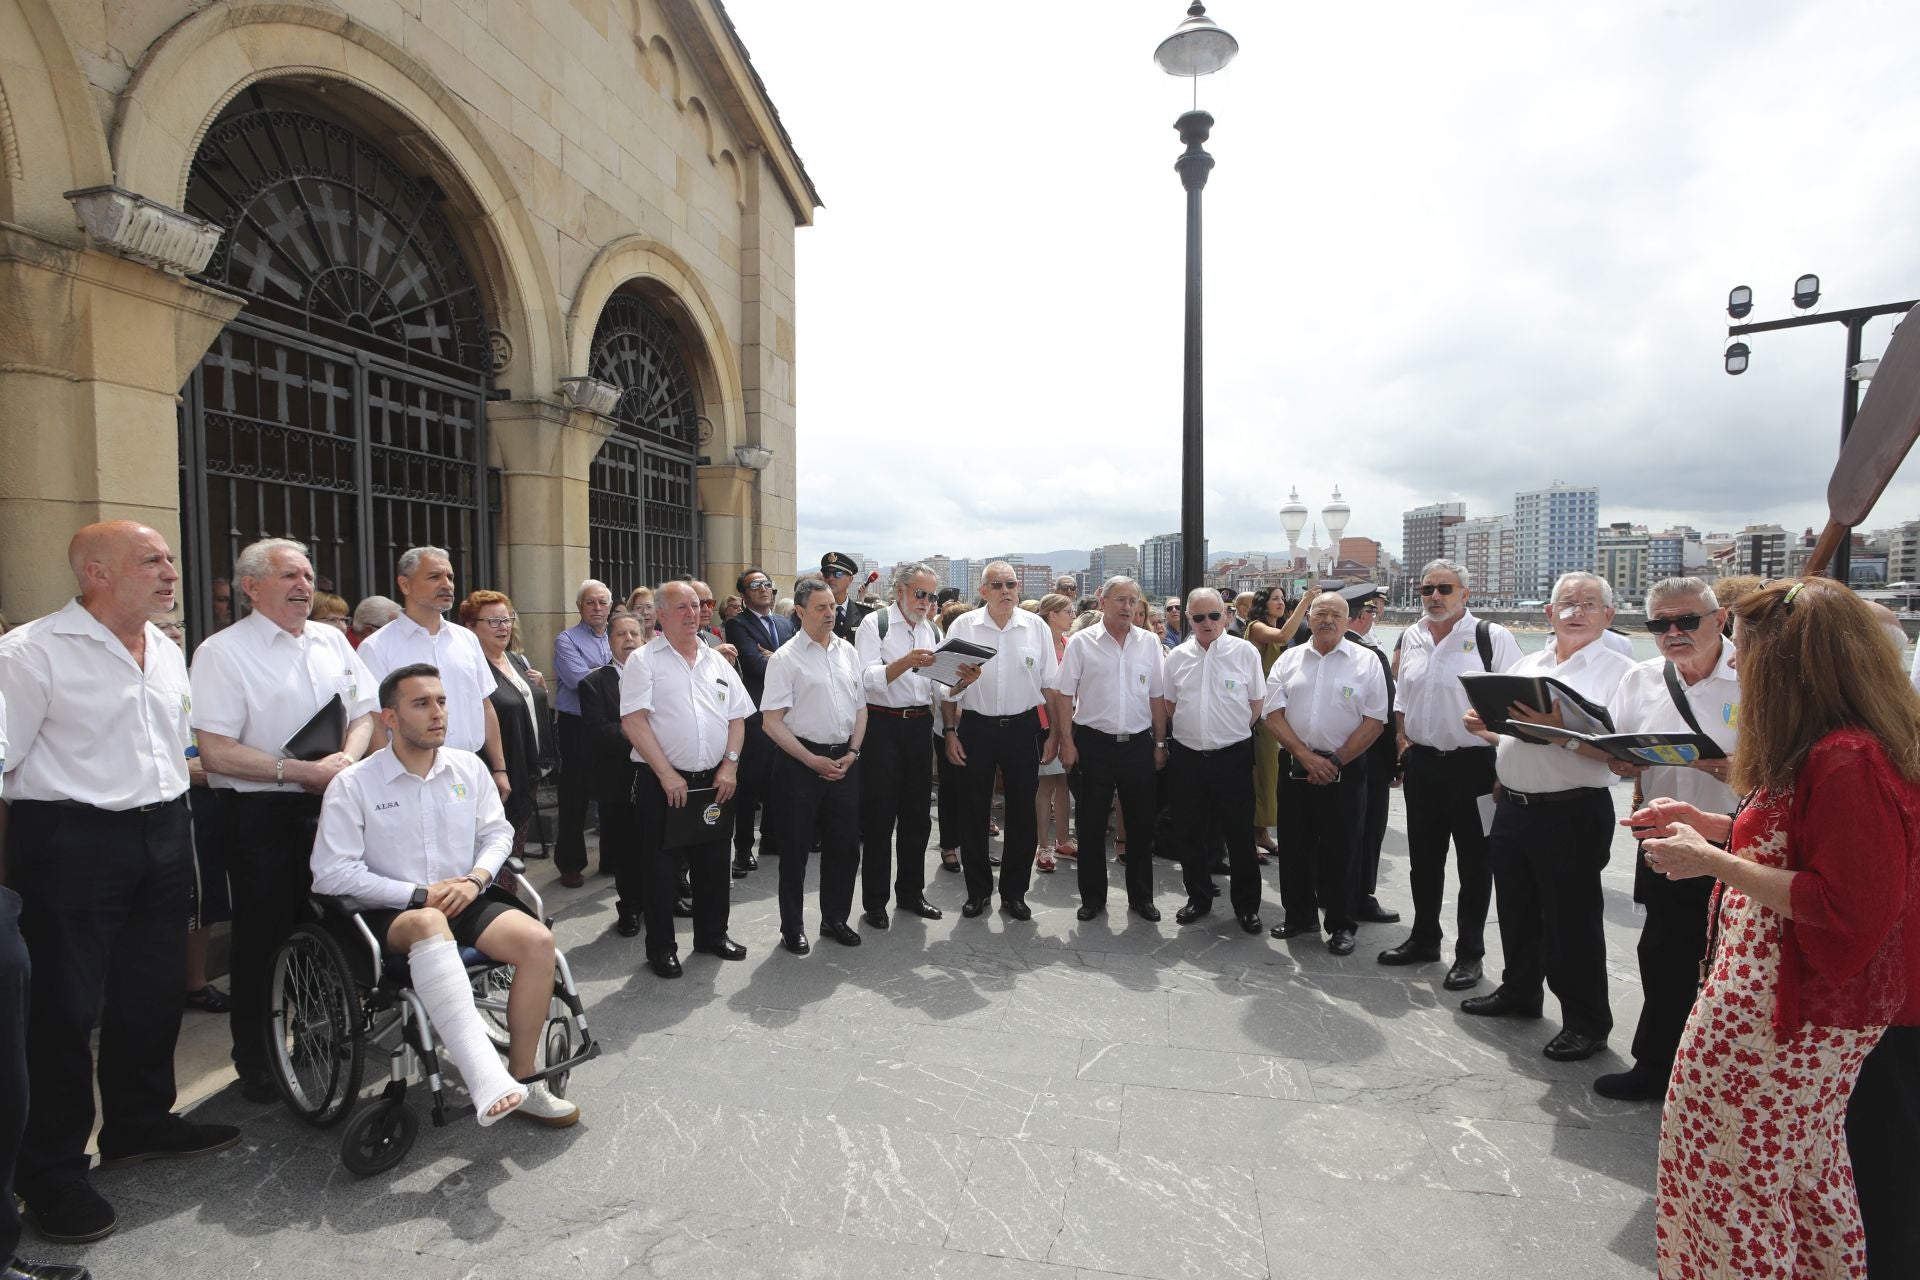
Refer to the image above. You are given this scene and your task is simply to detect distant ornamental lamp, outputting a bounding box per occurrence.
[1726,285,1753,321]
[1793,273,1821,310]
[733,443,774,471]
[64,185,223,276]
[556,375,620,415]
[1723,341,1750,376]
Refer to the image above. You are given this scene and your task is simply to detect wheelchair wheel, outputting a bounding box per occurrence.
[473,963,515,1050]
[268,921,365,1127]
[543,1013,577,1098]
[340,1098,416,1176]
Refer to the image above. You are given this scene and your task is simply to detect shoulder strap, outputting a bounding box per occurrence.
[1476,619,1494,672]
[876,607,889,642]
[1662,660,1708,736]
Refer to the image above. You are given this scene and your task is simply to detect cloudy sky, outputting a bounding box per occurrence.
[724,0,1920,567]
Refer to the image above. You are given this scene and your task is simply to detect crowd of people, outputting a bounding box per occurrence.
[2,523,1919,1280]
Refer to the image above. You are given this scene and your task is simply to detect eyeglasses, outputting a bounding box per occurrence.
[1418,583,1456,597]
[1554,600,1607,614]
[1645,613,1705,635]
[1190,611,1224,622]
[477,616,514,628]
[985,579,1019,590]
[824,569,852,579]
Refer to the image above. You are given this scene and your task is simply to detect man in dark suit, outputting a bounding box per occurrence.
[579,610,649,938]
[821,552,875,640]
[1341,583,1402,928]
[724,567,796,876]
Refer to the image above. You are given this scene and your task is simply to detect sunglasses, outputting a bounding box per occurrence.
[745,580,773,590]
[697,599,716,608]
[1190,611,1224,622]
[985,579,1019,590]
[908,589,936,601]
[1645,613,1705,635]
[1418,583,1456,597]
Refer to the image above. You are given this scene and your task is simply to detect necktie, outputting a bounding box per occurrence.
[763,613,778,649]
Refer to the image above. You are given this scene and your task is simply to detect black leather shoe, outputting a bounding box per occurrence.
[4,1256,93,1279]
[1327,930,1357,956]
[648,952,684,979]
[1130,901,1161,923]
[863,908,891,930]
[1238,913,1263,934]
[733,852,759,875]
[1544,1030,1607,1062]
[1076,903,1102,922]
[1174,899,1211,925]
[1354,900,1401,925]
[673,898,695,918]
[1377,938,1442,966]
[1593,1066,1667,1101]
[696,936,748,961]
[1268,919,1317,940]
[236,1070,279,1105]
[614,911,641,938]
[1003,897,1032,921]
[730,864,751,879]
[96,1117,241,1169]
[822,921,862,947]
[783,932,811,956]
[1204,880,1221,898]
[900,898,944,920]
[1443,957,1485,991]
[28,1182,115,1245]
[961,897,990,918]
[1460,987,1542,1019]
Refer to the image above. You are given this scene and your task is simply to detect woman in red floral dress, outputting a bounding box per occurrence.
[1634,578,1920,1279]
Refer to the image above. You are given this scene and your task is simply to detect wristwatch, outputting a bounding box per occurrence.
[409,884,429,909]
[942,725,958,736]
[724,750,741,764]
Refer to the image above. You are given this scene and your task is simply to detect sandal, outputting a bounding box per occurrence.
[1036,847,1057,874]
[185,984,231,1013]
[941,849,962,873]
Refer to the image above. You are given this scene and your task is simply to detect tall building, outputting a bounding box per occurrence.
[1402,502,1467,579]
[1726,524,1789,580]
[1443,516,1517,604]
[1596,523,1651,605]
[1016,564,1054,598]
[1337,537,1381,570]
[1513,483,1598,600]
[1087,542,1140,588]
[1646,529,1699,582]
[1139,533,1183,599]
[1886,521,1920,584]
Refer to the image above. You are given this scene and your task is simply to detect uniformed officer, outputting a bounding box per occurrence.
[1261,591,1389,954]
[942,561,1054,921]
[1339,583,1402,926]
[1594,576,1738,1100]
[855,563,949,926]
[1377,559,1523,988]
[822,552,876,640]
[190,537,376,1102]
[579,610,648,938]
[310,664,576,1127]
[1163,588,1266,932]
[1462,571,1635,1062]
[0,522,240,1246]
[1047,575,1168,923]
[759,577,868,953]
[620,580,755,977]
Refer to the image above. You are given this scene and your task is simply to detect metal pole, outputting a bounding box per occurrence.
[1833,317,1864,585]
[1175,110,1215,598]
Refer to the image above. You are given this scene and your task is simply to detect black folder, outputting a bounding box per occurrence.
[663,787,734,850]
[1518,724,1726,766]
[1457,672,1615,740]
[282,693,346,761]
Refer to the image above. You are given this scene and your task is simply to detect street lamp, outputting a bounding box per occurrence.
[1793,273,1821,310]
[1154,2,1238,601]
[1727,285,1752,321]
[1723,342,1749,376]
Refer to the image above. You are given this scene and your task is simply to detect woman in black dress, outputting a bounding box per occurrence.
[462,590,548,856]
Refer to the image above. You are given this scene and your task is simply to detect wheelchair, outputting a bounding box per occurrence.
[263,860,600,1174]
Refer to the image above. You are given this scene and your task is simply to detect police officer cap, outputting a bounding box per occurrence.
[1338,583,1384,608]
[821,551,859,576]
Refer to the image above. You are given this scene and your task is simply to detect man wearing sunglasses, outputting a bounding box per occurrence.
[1593,577,1739,1102]
[724,568,795,877]
[821,552,875,641]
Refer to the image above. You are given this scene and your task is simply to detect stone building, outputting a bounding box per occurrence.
[0,0,815,657]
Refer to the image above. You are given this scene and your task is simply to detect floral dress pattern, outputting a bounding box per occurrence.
[1655,787,1886,1279]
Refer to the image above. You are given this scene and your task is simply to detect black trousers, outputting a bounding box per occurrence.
[1276,759,1367,934]
[1352,734,1397,907]
[1,884,29,1260]
[861,712,934,912]
[554,711,591,873]
[9,798,191,1205]
[1848,1025,1920,1279]
[1627,858,1712,1079]
[1170,738,1260,917]
[774,748,861,933]
[1401,745,1497,957]
[936,745,967,852]
[633,767,730,956]
[734,712,781,862]
[959,709,1042,902]
[1487,788,1614,1037]
[1072,726,1157,909]
[598,763,643,920]
[221,790,322,1078]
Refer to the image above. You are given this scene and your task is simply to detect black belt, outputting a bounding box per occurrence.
[1075,725,1151,745]
[961,708,1040,728]
[1169,737,1251,758]
[868,704,931,720]
[1500,785,1599,807]
[797,738,854,758]
[1406,743,1494,759]
[677,767,718,787]
[37,795,186,815]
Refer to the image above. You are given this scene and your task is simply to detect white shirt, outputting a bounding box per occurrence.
[1265,637,1389,754]
[355,612,494,753]
[619,634,754,770]
[1164,633,1265,751]
[0,599,192,808]
[761,631,863,743]
[1601,629,1635,657]
[1396,610,1525,750]
[855,604,939,709]
[1611,643,1741,813]
[190,609,378,792]
[310,746,512,911]
[1494,638,1637,792]
[1910,638,1919,694]
[1049,624,1166,735]
[941,605,1058,716]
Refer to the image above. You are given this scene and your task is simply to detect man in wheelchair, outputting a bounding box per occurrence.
[311,662,578,1127]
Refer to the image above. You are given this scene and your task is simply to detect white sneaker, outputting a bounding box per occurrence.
[515,1080,579,1127]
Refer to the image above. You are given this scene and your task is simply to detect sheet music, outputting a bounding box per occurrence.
[923,638,996,688]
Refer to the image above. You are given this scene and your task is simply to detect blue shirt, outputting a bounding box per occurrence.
[552,621,612,715]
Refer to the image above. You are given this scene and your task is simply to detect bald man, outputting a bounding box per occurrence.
[0,523,240,1246]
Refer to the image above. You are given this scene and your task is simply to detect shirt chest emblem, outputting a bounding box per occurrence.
[1722,702,1739,727]
[1341,686,1354,700]
[450,782,468,800]
[374,801,400,812]
[1025,655,1035,668]
[1224,678,1237,691]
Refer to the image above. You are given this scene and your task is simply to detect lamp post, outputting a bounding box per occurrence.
[1155,2,1237,600]
[1723,277,1918,585]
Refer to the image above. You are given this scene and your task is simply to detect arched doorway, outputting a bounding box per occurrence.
[586,291,700,595]
[176,85,494,631]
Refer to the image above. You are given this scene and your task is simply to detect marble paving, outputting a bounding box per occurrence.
[34,790,1662,1278]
